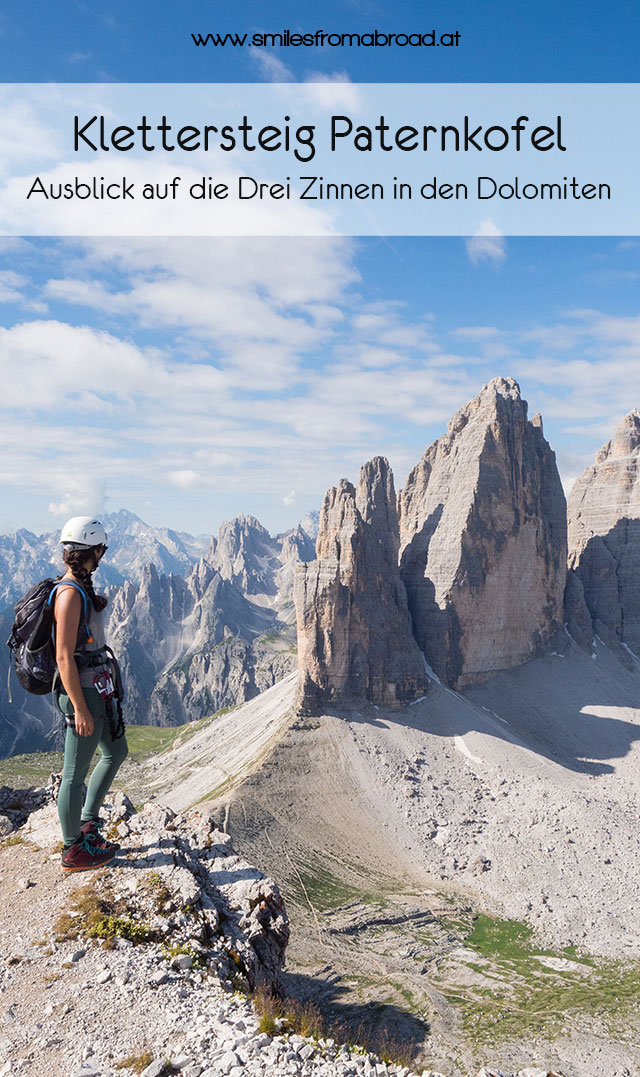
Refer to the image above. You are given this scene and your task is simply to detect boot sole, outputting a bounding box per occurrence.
[61,852,117,873]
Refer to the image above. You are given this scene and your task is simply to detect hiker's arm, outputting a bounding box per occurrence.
[55,588,94,737]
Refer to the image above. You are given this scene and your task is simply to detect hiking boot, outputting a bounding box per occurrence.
[61,833,117,873]
[80,817,120,852]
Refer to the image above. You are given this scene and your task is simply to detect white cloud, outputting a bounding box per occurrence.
[252,52,295,82]
[38,241,360,400]
[167,469,201,490]
[0,270,27,304]
[0,320,162,408]
[44,278,130,314]
[302,74,362,112]
[3,238,640,537]
[465,221,507,265]
[48,476,107,519]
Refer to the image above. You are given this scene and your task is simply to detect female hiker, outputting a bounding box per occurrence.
[54,516,128,873]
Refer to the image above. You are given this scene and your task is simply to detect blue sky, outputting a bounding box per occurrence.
[1,234,639,537]
[2,0,639,83]
[0,1,638,539]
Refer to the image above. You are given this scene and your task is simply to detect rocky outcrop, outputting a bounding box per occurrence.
[23,793,289,993]
[0,783,50,834]
[397,378,567,688]
[6,786,527,1077]
[294,457,429,713]
[567,410,640,654]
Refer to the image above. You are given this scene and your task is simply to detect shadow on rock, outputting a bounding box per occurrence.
[344,631,640,777]
[280,968,429,1063]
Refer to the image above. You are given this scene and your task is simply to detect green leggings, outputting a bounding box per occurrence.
[57,686,129,846]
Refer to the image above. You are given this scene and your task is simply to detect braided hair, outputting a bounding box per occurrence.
[61,548,108,612]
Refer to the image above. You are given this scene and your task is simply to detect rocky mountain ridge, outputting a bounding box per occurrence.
[296,378,640,713]
[0,512,316,757]
[0,509,209,604]
[296,378,570,712]
[295,458,429,715]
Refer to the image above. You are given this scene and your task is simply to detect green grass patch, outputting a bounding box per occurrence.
[438,913,640,1046]
[1,833,26,848]
[114,1051,154,1073]
[55,884,158,946]
[288,859,382,913]
[250,985,421,1068]
[466,914,535,960]
[124,724,184,760]
[0,750,64,788]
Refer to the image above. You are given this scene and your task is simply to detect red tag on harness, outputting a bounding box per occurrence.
[93,671,115,699]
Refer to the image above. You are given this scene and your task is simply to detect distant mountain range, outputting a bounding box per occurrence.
[6,377,639,762]
[0,509,319,758]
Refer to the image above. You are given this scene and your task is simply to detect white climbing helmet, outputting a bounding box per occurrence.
[60,516,108,550]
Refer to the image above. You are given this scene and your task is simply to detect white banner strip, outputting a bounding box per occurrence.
[0,83,637,236]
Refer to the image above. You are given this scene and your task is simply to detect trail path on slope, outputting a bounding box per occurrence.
[140,673,298,810]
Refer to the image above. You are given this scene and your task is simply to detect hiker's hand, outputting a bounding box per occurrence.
[75,708,94,737]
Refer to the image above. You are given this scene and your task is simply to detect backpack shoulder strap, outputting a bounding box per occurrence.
[48,580,89,622]
[48,581,91,644]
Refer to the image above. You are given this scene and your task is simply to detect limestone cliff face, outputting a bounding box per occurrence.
[294,457,429,714]
[211,514,279,595]
[567,410,640,653]
[397,378,567,688]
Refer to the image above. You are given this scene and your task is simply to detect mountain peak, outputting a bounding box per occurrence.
[295,455,428,713]
[568,408,640,654]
